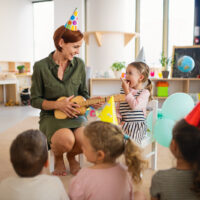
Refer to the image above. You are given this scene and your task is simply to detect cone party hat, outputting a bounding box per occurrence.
[98,96,118,125]
[64,8,78,31]
[184,102,200,128]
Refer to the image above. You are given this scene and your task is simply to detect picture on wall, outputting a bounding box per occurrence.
[171,45,200,78]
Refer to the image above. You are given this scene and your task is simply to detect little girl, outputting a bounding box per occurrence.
[117,61,153,144]
[68,121,147,200]
[150,102,200,200]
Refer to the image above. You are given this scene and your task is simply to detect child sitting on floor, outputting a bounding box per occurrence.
[0,129,69,200]
[150,102,200,200]
[68,121,147,200]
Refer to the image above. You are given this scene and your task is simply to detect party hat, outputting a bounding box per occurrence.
[98,96,118,125]
[184,102,200,128]
[135,46,146,62]
[64,8,78,31]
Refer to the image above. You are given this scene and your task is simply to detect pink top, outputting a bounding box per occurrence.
[116,88,150,119]
[68,163,134,200]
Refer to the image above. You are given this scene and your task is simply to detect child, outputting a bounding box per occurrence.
[150,102,200,200]
[0,129,69,200]
[68,121,147,200]
[117,61,153,144]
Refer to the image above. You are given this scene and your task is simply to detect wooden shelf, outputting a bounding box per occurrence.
[90,78,200,98]
[153,96,167,99]
[84,31,139,47]
[15,73,32,77]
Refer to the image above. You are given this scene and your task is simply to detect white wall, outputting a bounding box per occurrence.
[33,1,54,62]
[0,0,34,62]
[87,0,135,76]
[54,0,85,60]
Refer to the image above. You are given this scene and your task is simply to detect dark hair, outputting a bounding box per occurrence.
[173,119,200,197]
[53,25,84,52]
[128,61,153,100]
[84,121,148,183]
[10,129,48,177]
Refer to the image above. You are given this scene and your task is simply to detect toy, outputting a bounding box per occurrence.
[156,81,169,97]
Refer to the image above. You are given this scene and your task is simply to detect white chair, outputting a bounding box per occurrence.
[141,99,158,170]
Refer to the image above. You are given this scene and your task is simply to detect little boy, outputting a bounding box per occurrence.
[0,129,69,200]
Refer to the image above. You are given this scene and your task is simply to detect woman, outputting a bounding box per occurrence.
[31,9,102,176]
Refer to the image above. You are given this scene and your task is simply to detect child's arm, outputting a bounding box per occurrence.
[116,102,124,126]
[126,89,150,110]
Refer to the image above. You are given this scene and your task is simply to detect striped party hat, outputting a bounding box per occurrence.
[64,8,78,31]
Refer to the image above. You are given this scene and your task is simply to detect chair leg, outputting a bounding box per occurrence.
[151,142,157,170]
[49,150,54,173]
[78,154,84,167]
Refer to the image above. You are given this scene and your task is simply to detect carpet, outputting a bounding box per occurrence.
[0,116,175,199]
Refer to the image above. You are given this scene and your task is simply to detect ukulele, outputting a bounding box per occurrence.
[54,94,126,119]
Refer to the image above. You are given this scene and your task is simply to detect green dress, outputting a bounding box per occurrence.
[31,52,90,142]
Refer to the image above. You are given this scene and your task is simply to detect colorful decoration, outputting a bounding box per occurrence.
[177,56,195,73]
[147,93,195,147]
[98,96,118,125]
[64,8,78,31]
[156,81,169,97]
[162,93,194,121]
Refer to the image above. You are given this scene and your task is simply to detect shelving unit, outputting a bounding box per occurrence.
[0,61,31,72]
[84,31,139,47]
[89,78,200,99]
[0,61,32,104]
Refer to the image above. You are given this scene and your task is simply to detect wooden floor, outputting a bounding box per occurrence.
[0,114,175,199]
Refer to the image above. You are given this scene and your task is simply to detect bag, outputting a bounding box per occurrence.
[20,88,30,105]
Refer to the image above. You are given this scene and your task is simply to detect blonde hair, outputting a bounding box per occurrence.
[128,61,153,101]
[84,121,148,183]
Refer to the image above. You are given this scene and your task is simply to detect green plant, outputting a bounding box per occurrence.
[17,65,25,70]
[160,52,174,71]
[111,61,126,71]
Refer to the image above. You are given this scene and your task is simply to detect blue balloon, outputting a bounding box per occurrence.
[177,56,195,73]
[154,118,175,147]
[147,109,163,132]
[162,93,194,121]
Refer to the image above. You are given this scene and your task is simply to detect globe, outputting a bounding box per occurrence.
[177,56,195,73]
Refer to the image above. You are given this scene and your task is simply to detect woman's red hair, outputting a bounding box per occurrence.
[53,25,83,51]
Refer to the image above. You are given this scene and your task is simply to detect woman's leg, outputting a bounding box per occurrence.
[51,128,75,176]
[67,126,84,175]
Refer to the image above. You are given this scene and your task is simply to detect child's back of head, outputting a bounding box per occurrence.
[172,118,200,197]
[10,129,48,177]
[84,121,147,183]
[151,102,200,200]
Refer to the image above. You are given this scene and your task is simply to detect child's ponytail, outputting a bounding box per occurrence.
[145,79,153,101]
[124,138,148,183]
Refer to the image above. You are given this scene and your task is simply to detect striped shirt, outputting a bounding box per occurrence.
[150,168,199,200]
[119,88,145,122]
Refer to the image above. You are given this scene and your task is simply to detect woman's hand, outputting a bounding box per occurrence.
[90,96,104,109]
[121,78,130,95]
[56,95,80,118]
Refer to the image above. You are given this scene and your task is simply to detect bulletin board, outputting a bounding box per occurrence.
[171,45,200,78]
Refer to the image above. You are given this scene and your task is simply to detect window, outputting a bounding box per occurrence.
[33,1,54,62]
[168,0,194,57]
[140,0,163,67]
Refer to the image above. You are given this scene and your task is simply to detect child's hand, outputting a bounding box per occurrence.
[120,78,130,95]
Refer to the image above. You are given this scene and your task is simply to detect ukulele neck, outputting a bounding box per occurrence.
[80,94,126,107]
